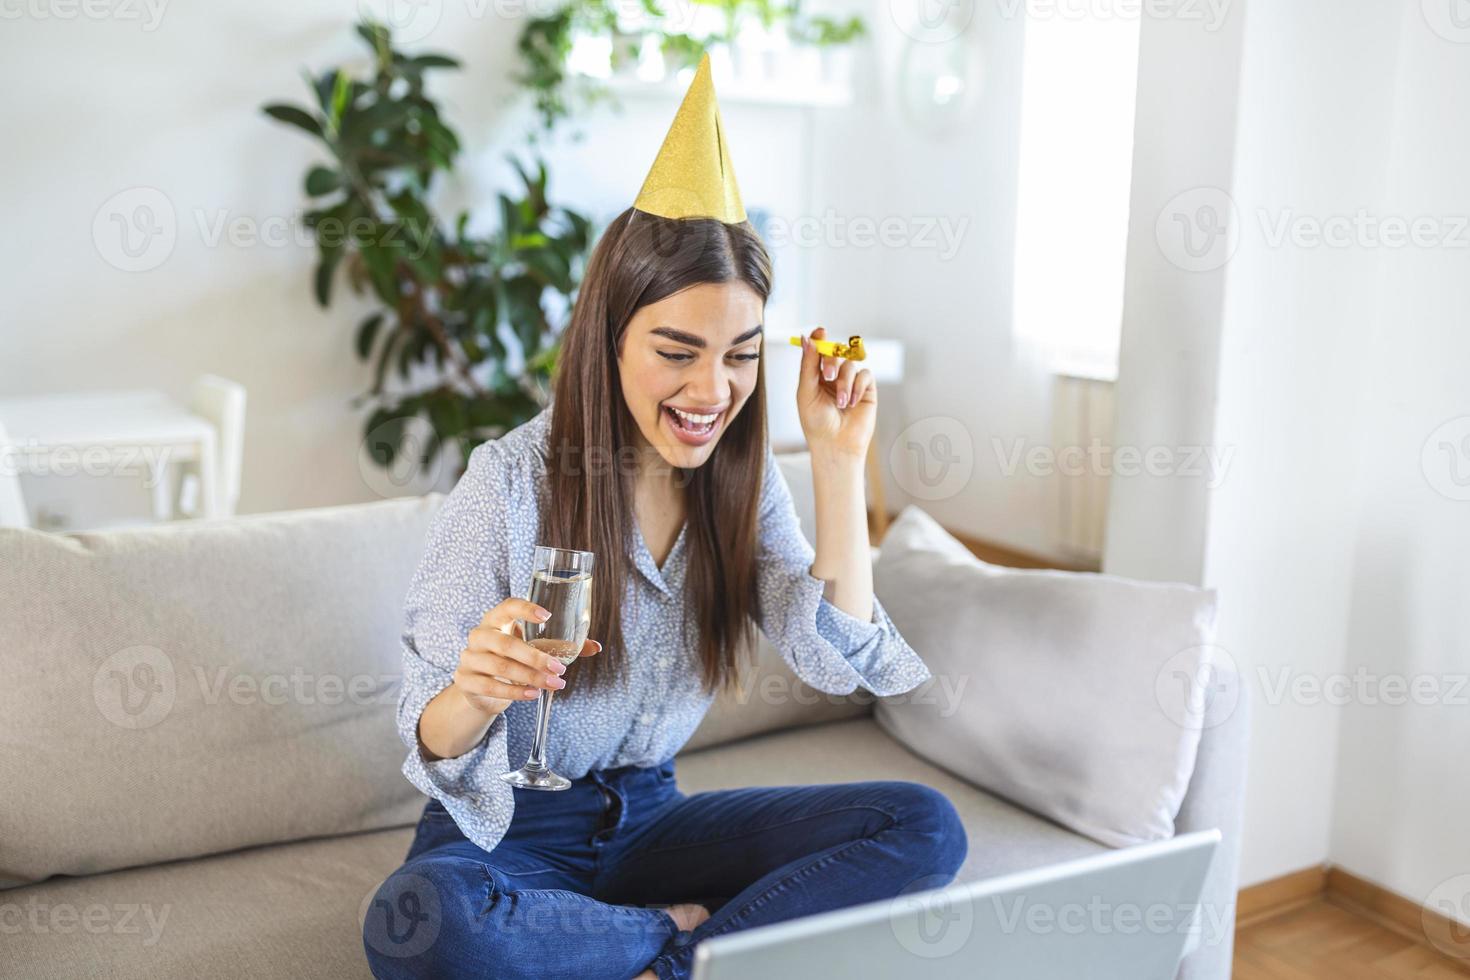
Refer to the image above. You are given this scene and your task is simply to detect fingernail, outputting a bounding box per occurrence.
[523,688,538,698]
[593,641,603,652]
[535,607,551,621]
[548,675,566,690]
[550,660,566,675]
[837,392,847,408]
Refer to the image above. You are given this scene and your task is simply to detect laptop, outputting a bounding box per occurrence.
[691,829,1221,980]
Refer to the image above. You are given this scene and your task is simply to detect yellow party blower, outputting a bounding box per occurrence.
[789,332,866,361]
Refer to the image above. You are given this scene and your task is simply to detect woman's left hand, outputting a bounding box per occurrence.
[796,325,877,460]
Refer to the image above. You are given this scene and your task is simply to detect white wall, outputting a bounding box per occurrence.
[1113,0,1470,909]
[1327,6,1470,921]
[1202,0,1402,888]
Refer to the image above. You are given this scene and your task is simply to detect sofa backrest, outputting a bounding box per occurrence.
[0,496,441,889]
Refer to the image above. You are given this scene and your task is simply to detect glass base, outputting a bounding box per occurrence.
[499,765,571,791]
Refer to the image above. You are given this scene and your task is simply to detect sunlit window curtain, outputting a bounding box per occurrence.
[1011,10,1141,381]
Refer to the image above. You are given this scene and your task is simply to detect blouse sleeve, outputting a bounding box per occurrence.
[753,446,932,697]
[395,438,517,854]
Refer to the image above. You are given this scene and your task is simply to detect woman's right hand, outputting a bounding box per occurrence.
[452,598,603,716]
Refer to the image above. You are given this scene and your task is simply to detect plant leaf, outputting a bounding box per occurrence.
[263,103,323,138]
[305,166,342,196]
[355,313,385,360]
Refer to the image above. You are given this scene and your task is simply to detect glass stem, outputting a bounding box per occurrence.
[526,688,556,772]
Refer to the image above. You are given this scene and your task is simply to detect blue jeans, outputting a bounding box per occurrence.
[363,758,968,979]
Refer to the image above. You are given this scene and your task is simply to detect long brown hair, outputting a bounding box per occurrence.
[540,207,774,697]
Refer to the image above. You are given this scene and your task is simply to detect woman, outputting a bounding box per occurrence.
[363,208,966,980]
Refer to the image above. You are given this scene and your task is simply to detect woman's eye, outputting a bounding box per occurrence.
[658,351,694,362]
[731,354,760,362]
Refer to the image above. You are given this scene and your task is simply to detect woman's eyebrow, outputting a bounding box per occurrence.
[650,325,764,349]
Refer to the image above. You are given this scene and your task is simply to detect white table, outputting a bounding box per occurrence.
[0,389,219,522]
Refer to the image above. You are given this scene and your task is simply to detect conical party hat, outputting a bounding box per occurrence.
[633,53,747,223]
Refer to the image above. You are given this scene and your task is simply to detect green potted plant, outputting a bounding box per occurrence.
[264,20,593,477]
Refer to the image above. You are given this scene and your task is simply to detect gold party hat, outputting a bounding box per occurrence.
[633,54,747,223]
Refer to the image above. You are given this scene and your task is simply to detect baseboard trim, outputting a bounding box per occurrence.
[1239,864,1470,967]
[1235,865,1327,927]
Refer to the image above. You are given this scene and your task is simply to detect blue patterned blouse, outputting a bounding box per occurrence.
[395,405,931,854]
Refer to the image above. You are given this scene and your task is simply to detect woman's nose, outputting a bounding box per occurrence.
[685,361,734,405]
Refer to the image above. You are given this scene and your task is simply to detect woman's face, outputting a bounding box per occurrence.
[617,280,765,472]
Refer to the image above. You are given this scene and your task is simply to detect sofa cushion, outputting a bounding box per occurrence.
[0,825,415,979]
[0,497,440,888]
[871,505,1220,848]
[676,716,1105,883]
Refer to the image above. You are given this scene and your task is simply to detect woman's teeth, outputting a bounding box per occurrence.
[665,406,719,433]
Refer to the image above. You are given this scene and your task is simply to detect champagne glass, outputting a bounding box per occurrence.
[499,545,594,791]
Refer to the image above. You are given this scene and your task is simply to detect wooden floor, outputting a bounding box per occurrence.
[1235,899,1470,979]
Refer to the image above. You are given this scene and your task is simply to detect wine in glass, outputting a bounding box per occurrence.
[499,545,594,791]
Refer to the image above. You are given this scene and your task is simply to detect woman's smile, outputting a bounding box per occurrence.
[661,402,727,446]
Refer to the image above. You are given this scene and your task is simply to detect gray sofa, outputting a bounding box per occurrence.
[0,480,1248,979]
